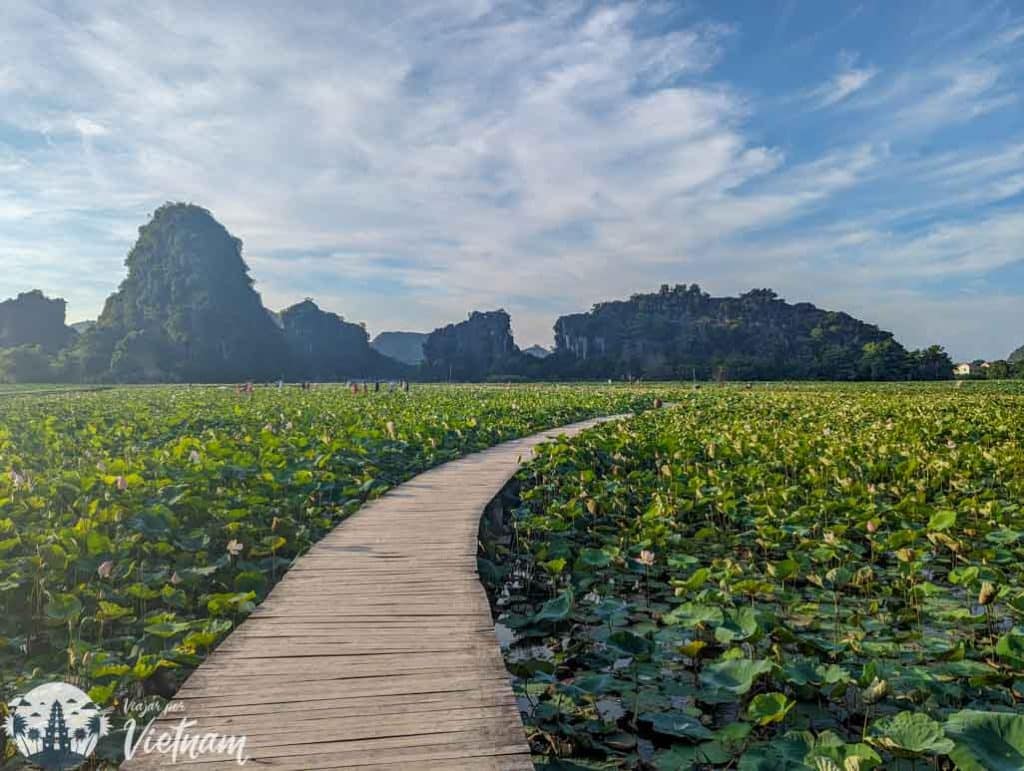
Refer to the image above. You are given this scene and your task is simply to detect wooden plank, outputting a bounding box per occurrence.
[122,414,620,769]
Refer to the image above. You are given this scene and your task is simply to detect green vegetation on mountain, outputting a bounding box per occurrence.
[281,299,408,380]
[422,310,526,380]
[0,290,77,352]
[68,203,291,382]
[0,291,78,384]
[1010,345,1024,364]
[549,284,951,381]
[370,331,428,365]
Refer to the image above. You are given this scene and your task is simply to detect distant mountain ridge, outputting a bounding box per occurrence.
[0,290,76,352]
[370,331,428,365]
[0,204,960,384]
[523,345,551,358]
[282,300,407,379]
[548,284,951,381]
[47,203,408,383]
[422,310,523,380]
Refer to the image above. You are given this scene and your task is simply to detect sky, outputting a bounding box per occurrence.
[1,0,1022,360]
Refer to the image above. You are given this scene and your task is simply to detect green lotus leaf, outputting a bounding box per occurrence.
[144,620,193,638]
[714,607,760,643]
[234,570,268,596]
[45,592,83,623]
[945,709,1024,771]
[927,510,956,531]
[663,602,724,628]
[700,658,773,695]
[654,741,730,769]
[642,711,715,741]
[607,630,654,658]
[577,548,611,568]
[533,591,572,623]
[97,601,133,621]
[747,692,795,726]
[868,711,954,756]
[995,631,1024,667]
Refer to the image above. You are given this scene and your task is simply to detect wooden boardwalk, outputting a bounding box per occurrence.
[124,415,620,770]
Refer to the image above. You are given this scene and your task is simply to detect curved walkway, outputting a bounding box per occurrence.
[124,414,623,770]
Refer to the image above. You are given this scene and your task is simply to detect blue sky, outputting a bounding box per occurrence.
[1,0,1022,359]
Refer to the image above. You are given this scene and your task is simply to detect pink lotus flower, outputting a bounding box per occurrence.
[170,571,182,585]
[189,450,201,464]
[226,539,244,557]
[9,470,25,489]
[97,560,114,579]
[635,550,656,567]
[115,476,128,491]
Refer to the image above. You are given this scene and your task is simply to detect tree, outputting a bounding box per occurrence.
[985,359,1011,379]
[859,340,909,381]
[909,345,954,381]
[0,345,57,383]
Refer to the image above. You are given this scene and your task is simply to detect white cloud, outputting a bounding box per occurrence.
[0,0,1021,360]
[74,117,108,137]
[810,52,879,108]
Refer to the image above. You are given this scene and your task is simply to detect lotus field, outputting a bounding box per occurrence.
[0,383,666,766]
[487,385,1024,770]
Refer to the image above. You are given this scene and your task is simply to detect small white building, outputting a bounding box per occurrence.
[953,362,983,377]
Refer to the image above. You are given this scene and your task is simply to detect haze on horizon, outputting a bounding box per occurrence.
[1,0,1022,361]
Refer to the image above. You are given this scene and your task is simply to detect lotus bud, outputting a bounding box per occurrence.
[9,470,25,488]
[979,581,997,606]
[386,421,396,439]
[97,560,114,579]
[115,475,128,491]
[189,450,201,464]
[586,498,598,516]
[863,677,889,705]
[866,520,878,534]
[170,571,182,585]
